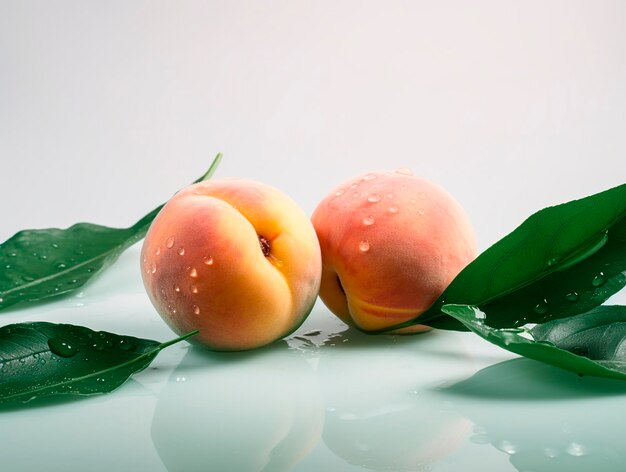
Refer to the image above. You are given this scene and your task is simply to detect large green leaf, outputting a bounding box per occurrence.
[442,304,626,380]
[376,182,626,333]
[0,322,196,404]
[0,154,222,312]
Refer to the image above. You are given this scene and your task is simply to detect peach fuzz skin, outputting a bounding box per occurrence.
[141,179,321,351]
[311,170,477,334]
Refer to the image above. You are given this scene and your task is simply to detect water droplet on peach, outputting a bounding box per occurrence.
[389,206,399,214]
[166,237,175,248]
[204,256,214,265]
[350,183,358,189]
[418,209,425,215]
[363,174,377,181]
[363,216,375,226]
[193,305,200,315]
[174,285,181,293]
[367,194,381,203]
[418,192,427,200]
[189,267,198,277]
[191,284,198,294]
[177,247,185,256]
[395,167,413,175]
[150,263,157,274]
[335,189,345,197]
[156,247,161,256]
[359,241,370,252]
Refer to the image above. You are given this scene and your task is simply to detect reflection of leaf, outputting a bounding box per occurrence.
[383,182,626,332]
[0,154,222,312]
[0,322,196,404]
[445,357,626,400]
[442,304,626,380]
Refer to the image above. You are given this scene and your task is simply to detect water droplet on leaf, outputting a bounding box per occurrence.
[565,292,579,302]
[48,338,78,358]
[592,273,606,287]
[534,300,549,315]
[118,339,134,351]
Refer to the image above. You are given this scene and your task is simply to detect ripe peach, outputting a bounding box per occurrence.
[311,169,476,333]
[141,179,322,351]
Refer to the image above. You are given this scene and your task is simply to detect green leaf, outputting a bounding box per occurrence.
[380,182,626,333]
[0,154,222,312]
[441,304,626,381]
[0,322,197,404]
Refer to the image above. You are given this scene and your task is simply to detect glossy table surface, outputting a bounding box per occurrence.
[1,2,625,471]
[1,245,625,472]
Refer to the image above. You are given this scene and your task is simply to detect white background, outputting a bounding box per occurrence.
[1,1,625,249]
[1,2,626,472]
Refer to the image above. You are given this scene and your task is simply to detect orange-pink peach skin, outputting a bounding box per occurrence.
[141,179,322,351]
[311,170,477,333]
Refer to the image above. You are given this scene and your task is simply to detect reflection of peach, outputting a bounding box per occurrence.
[316,327,473,471]
[311,170,476,333]
[323,405,470,472]
[151,346,324,472]
[141,179,321,351]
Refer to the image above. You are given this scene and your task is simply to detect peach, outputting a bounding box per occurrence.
[311,169,476,333]
[141,178,322,351]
